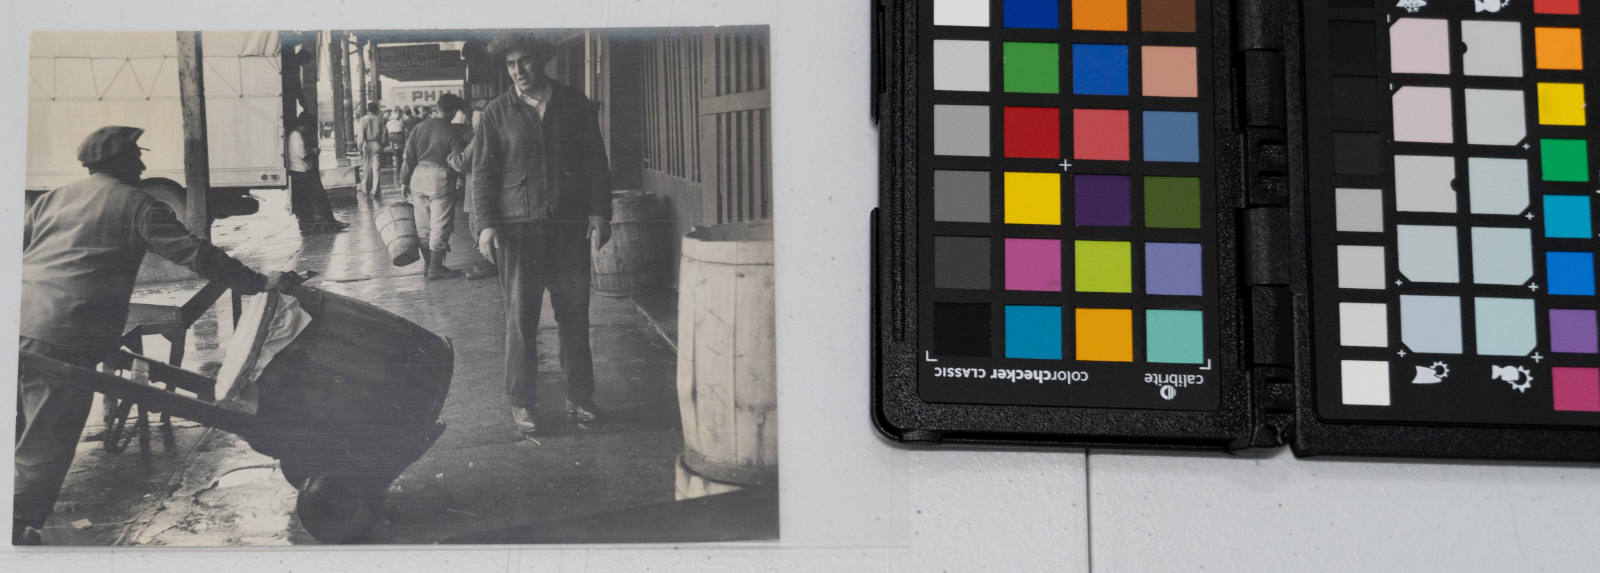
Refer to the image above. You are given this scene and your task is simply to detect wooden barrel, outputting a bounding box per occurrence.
[592,190,671,297]
[674,454,742,501]
[374,202,421,267]
[675,221,776,487]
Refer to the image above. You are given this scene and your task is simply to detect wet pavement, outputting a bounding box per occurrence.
[33,162,748,546]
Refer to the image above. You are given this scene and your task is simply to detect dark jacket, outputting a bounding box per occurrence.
[469,82,613,235]
[401,117,466,188]
[21,173,267,353]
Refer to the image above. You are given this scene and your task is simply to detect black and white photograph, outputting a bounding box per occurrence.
[16,26,775,546]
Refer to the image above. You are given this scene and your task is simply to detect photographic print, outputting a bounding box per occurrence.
[16,26,774,545]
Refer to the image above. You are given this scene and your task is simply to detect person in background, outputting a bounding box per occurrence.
[402,94,468,280]
[386,109,407,184]
[15,126,290,545]
[287,111,349,235]
[448,100,495,280]
[473,32,613,439]
[356,102,386,198]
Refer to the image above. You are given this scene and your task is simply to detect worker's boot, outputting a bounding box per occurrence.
[426,249,464,280]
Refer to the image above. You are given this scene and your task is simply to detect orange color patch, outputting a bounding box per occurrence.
[1536,27,1584,70]
[1073,0,1129,32]
[1075,308,1133,362]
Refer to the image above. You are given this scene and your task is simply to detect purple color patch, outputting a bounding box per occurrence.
[1145,242,1203,295]
[1006,238,1063,291]
[1551,309,1599,354]
[1074,174,1131,227]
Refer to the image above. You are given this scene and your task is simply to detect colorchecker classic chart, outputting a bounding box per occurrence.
[873,0,1600,461]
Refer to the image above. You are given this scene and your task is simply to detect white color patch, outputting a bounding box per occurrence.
[1341,360,1392,406]
[1340,302,1390,347]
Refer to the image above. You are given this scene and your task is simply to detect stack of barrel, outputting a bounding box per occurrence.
[673,221,776,499]
[592,190,673,296]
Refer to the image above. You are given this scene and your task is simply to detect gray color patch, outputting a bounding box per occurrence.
[933,40,990,92]
[1474,297,1536,356]
[1401,295,1463,354]
[1466,89,1526,145]
[1336,188,1385,232]
[934,170,991,222]
[1395,155,1457,213]
[934,236,991,290]
[1397,225,1460,283]
[1471,226,1533,285]
[1468,157,1529,215]
[1462,20,1523,78]
[935,105,990,157]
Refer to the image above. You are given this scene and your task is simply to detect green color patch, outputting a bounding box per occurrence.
[1542,138,1591,182]
[1005,42,1060,94]
[1146,309,1204,364]
[1144,176,1202,229]
[1074,240,1132,293]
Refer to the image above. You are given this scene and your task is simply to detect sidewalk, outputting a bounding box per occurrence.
[39,175,695,545]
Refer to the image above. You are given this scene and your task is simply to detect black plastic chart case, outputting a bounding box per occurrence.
[872,0,1600,462]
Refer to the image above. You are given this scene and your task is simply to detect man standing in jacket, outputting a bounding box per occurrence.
[15,126,285,544]
[472,33,612,439]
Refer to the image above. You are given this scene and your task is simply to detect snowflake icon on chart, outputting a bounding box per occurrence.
[1397,0,1427,13]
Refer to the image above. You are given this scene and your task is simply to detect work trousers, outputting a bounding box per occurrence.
[497,221,594,407]
[289,170,337,231]
[14,337,99,530]
[410,164,456,252]
[360,141,383,195]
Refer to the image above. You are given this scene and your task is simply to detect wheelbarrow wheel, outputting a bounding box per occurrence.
[279,461,309,490]
[295,474,384,543]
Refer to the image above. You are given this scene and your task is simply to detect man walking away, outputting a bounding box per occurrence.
[16,126,289,545]
[402,94,469,280]
[356,102,385,198]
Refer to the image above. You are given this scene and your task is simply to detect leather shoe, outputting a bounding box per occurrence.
[566,400,603,423]
[511,406,538,436]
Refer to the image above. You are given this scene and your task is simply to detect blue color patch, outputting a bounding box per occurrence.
[1005,305,1063,359]
[1072,44,1129,96]
[1005,0,1059,29]
[1144,111,1200,162]
[1548,251,1597,295]
[1544,195,1594,238]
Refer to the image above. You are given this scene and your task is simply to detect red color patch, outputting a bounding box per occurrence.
[1004,107,1061,159]
[1535,0,1580,15]
[1073,109,1130,161]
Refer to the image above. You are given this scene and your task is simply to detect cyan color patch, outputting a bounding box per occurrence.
[1146,309,1204,364]
[1073,44,1129,96]
[1004,0,1059,29]
[1548,251,1596,295]
[1005,305,1063,359]
[1544,195,1594,238]
[1144,111,1200,162]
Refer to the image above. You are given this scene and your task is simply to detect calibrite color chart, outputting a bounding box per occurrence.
[1307,0,1600,427]
[920,0,1219,410]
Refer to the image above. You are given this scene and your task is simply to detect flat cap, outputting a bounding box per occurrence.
[77,126,148,168]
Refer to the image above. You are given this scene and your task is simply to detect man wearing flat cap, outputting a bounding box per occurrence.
[472,32,613,439]
[14,126,285,545]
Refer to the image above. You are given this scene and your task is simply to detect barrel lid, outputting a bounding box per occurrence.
[682,221,773,265]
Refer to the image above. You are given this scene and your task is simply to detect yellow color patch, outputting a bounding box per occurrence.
[1536,27,1583,70]
[1075,308,1133,362]
[1004,172,1062,225]
[1538,83,1587,126]
[1073,0,1128,31]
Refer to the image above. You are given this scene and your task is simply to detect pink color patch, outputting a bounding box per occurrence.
[1005,238,1062,291]
[1552,367,1600,412]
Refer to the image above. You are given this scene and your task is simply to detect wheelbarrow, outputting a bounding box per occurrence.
[21,276,454,543]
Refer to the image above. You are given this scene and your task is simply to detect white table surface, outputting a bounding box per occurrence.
[3,0,1596,571]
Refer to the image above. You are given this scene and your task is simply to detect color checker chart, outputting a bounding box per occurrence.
[1306,0,1600,427]
[919,0,1219,410]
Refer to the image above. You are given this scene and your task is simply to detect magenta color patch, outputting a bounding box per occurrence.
[1005,238,1063,291]
[1552,367,1600,412]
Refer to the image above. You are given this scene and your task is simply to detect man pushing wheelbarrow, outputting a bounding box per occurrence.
[17,126,452,545]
